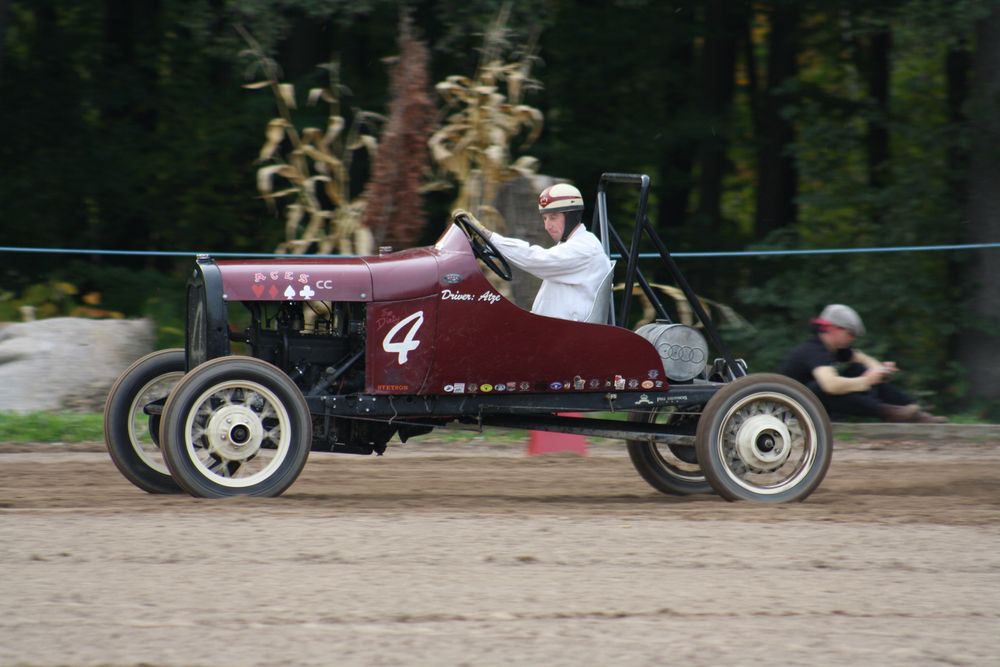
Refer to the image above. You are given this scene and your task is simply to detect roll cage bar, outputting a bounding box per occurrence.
[591,172,746,380]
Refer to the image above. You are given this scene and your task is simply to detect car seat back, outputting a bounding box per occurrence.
[585,260,616,324]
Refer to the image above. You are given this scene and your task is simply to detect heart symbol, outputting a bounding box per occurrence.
[251,284,265,298]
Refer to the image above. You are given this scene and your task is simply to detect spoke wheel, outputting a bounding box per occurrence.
[695,373,832,503]
[160,356,311,498]
[626,408,712,495]
[104,349,185,494]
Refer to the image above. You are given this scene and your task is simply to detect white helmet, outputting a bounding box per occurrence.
[538,183,584,214]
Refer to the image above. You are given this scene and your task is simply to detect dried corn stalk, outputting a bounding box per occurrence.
[428,5,543,233]
[239,26,377,256]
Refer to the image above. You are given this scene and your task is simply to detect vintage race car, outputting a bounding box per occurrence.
[104,173,832,502]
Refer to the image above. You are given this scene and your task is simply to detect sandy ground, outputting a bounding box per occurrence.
[1,435,998,667]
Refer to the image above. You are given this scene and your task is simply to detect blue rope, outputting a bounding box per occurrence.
[664,242,1000,259]
[1,242,999,259]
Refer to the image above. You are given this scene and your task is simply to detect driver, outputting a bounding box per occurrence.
[458,183,612,322]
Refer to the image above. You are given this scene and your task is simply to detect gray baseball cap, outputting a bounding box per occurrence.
[818,304,866,337]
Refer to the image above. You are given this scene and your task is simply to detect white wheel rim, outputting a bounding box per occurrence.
[127,371,184,475]
[714,391,818,495]
[647,409,703,482]
[183,380,293,488]
[651,443,702,479]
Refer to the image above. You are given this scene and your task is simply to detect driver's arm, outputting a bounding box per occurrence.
[491,232,595,280]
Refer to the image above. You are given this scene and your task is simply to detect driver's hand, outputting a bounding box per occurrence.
[451,208,493,239]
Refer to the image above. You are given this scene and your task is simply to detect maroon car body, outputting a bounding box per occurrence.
[214,225,666,398]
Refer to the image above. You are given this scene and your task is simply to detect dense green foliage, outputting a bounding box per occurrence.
[1,0,999,413]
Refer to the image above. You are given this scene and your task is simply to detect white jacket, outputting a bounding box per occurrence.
[491,226,612,322]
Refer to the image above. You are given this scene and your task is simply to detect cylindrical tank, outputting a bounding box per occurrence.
[634,322,709,382]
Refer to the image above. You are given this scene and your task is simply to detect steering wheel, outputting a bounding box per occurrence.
[453,212,513,281]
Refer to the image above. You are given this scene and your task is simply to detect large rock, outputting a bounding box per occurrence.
[0,318,155,413]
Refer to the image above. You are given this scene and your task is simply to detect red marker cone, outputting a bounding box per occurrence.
[527,413,588,456]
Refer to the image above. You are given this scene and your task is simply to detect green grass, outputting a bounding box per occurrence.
[0,412,105,443]
[939,412,991,425]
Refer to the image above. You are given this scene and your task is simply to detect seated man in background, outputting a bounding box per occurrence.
[779,304,946,423]
[459,183,612,322]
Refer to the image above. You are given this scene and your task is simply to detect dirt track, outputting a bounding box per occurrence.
[2,436,999,666]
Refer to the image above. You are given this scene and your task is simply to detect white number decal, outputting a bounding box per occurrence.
[382,311,424,365]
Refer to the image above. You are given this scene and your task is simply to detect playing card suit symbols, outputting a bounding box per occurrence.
[251,284,265,298]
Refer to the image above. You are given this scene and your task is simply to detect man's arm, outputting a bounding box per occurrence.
[813,364,887,395]
[491,232,597,280]
[851,349,883,370]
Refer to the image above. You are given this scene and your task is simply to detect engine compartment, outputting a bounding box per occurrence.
[240,300,367,395]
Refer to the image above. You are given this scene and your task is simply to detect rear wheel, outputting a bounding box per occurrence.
[159,356,312,498]
[695,373,832,503]
[626,408,712,495]
[104,349,185,494]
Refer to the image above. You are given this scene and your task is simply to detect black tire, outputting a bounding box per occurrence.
[159,356,312,498]
[626,409,712,495]
[104,349,186,494]
[695,373,832,503]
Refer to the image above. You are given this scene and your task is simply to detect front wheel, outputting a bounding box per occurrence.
[695,373,832,503]
[104,348,185,494]
[159,356,312,498]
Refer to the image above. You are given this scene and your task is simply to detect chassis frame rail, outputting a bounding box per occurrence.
[479,413,695,445]
[306,383,720,420]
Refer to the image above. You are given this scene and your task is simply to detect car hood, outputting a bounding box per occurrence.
[213,247,442,302]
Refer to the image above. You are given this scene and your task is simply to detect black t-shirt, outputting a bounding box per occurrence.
[779,336,853,386]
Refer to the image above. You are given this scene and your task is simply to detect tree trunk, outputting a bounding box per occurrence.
[696,0,740,232]
[864,30,892,191]
[754,2,799,237]
[960,6,1000,405]
[656,10,696,230]
[946,42,970,200]
[0,0,9,81]
[102,0,134,83]
[945,41,971,368]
